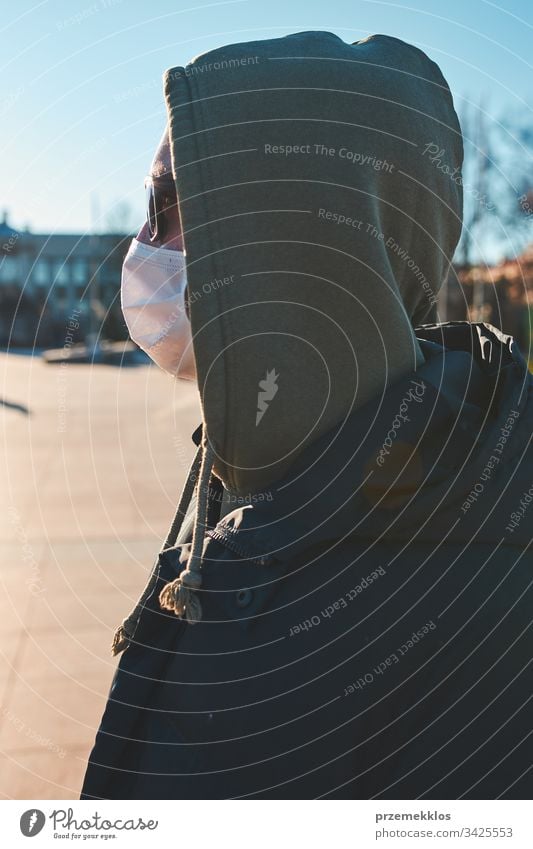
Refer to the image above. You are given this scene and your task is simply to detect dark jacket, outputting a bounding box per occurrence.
[81,320,533,799]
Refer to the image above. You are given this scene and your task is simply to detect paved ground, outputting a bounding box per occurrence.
[0,352,201,798]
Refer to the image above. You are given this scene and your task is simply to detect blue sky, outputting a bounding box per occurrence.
[2,0,533,243]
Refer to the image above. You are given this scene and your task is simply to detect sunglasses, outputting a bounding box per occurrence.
[144,174,178,242]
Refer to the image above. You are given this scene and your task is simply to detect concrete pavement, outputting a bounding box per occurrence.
[0,351,201,798]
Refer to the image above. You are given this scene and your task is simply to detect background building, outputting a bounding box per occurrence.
[0,211,130,348]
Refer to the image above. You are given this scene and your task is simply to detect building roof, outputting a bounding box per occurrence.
[0,211,19,253]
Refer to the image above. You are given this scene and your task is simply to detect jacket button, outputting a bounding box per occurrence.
[235,588,253,608]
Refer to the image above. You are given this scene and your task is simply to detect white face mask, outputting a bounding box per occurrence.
[121,238,196,380]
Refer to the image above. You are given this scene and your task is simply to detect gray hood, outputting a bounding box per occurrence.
[163,31,463,497]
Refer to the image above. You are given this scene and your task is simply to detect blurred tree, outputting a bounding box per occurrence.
[104,200,135,235]
[457,101,533,267]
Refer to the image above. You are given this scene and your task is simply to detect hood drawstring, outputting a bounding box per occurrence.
[111,438,205,656]
[159,433,215,623]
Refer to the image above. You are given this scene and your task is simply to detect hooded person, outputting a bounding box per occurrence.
[81,32,533,800]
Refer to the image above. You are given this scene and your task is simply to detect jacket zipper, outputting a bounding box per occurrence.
[207,528,270,567]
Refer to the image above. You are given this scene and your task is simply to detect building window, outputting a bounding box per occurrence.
[55,284,67,307]
[0,256,19,282]
[33,259,50,285]
[71,258,88,285]
[52,260,69,284]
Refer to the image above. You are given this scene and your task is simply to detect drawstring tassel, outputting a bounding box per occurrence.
[159,437,215,625]
[111,623,130,657]
[159,567,203,621]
